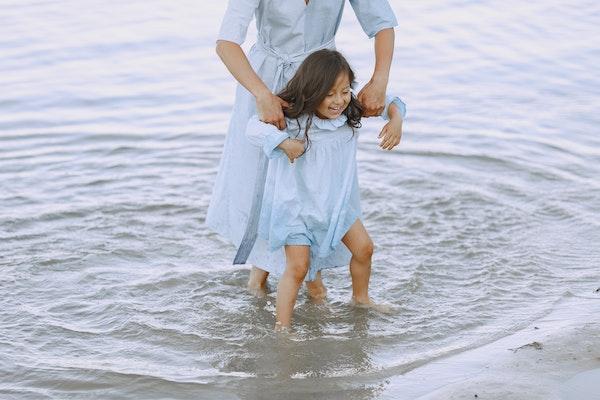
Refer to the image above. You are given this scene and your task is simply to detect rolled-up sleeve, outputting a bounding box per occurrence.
[382,95,407,121]
[245,115,290,159]
[349,0,398,38]
[216,0,260,45]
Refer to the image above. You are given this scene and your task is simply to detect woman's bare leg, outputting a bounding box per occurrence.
[275,245,310,330]
[341,219,374,304]
[247,266,269,297]
[305,270,327,302]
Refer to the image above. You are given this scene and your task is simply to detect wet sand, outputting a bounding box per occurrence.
[382,294,600,399]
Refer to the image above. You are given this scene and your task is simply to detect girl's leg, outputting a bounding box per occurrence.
[341,218,375,304]
[305,270,327,302]
[275,245,310,330]
[247,266,269,297]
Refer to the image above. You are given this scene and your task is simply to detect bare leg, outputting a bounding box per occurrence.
[275,245,310,331]
[305,270,327,303]
[341,218,374,305]
[247,266,269,298]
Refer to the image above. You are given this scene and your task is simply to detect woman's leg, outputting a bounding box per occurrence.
[341,218,375,304]
[275,245,310,330]
[305,270,327,302]
[247,266,269,297]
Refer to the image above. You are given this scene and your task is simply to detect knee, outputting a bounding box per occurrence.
[287,260,310,283]
[354,240,374,262]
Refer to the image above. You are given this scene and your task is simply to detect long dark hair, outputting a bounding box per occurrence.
[277,49,363,155]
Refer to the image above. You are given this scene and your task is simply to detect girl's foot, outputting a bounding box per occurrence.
[350,296,393,313]
[274,321,292,334]
[247,266,269,298]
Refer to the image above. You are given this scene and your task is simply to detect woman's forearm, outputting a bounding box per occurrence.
[215,40,271,99]
[216,40,287,129]
[370,28,395,86]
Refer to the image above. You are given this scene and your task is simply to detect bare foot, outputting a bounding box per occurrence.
[247,284,268,298]
[247,266,269,298]
[274,321,295,337]
[305,272,327,303]
[306,281,327,303]
[350,296,394,313]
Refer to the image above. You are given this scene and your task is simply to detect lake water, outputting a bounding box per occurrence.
[1,1,599,399]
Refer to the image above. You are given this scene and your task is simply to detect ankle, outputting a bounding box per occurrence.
[274,321,292,333]
[247,280,267,289]
[351,295,371,304]
[248,266,269,288]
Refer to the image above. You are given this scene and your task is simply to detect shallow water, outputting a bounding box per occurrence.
[1,1,599,399]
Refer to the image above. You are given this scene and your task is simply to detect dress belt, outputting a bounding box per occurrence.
[233,36,336,265]
[256,35,336,93]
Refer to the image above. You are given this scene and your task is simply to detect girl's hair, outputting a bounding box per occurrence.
[277,49,363,155]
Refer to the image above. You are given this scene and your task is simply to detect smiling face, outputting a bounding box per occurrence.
[315,72,352,119]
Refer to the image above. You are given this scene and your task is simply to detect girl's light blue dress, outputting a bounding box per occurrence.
[245,96,406,281]
[205,0,399,278]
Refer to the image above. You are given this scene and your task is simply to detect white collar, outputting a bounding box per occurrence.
[291,113,348,131]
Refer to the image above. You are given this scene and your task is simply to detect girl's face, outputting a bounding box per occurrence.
[315,72,351,119]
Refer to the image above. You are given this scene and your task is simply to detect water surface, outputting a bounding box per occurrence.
[1,1,599,399]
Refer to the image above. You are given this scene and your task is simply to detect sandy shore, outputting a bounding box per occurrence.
[382,293,600,400]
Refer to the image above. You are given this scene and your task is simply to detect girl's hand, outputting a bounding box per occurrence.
[256,90,289,130]
[277,138,305,163]
[357,78,386,117]
[378,117,403,150]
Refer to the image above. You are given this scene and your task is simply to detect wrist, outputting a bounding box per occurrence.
[390,114,403,125]
[276,138,289,150]
[370,74,389,87]
[253,86,272,100]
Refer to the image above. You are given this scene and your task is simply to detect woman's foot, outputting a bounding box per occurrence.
[305,272,327,303]
[247,266,269,298]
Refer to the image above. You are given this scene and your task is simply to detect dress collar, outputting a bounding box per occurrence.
[292,113,348,131]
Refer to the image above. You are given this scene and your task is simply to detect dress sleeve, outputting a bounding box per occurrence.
[245,115,290,159]
[349,0,398,38]
[216,0,260,45]
[382,95,407,121]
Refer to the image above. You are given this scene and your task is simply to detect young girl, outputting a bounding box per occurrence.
[245,49,406,331]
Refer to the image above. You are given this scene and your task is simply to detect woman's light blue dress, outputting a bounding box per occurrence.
[205,0,399,279]
[244,96,406,281]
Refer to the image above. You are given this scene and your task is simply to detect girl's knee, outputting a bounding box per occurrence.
[354,240,374,261]
[286,260,310,283]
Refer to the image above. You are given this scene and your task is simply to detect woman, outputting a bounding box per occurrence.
[205,0,399,299]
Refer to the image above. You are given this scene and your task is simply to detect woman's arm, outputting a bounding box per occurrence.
[216,40,288,130]
[357,27,395,117]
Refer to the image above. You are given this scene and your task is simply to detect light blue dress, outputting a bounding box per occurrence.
[205,0,399,278]
[245,96,406,281]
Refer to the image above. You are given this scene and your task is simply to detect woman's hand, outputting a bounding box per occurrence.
[378,116,403,150]
[277,138,305,163]
[357,78,387,117]
[256,90,289,130]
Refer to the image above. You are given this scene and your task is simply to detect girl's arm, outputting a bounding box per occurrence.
[378,95,406,150]
[245,115,290,159]
[216,41,288,130]
[245,115,306,162]
[357,28,395,117]
[382,95,407,122]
